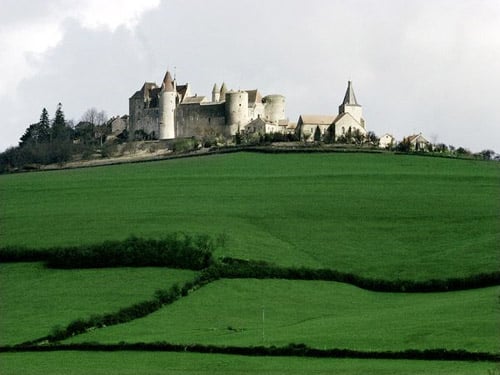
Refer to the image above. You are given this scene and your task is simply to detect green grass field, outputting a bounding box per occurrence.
[1,153,498,280]
[1,152,498,373]
[0,263,196,345]
[66,279,500,353]
[0,352,495,375]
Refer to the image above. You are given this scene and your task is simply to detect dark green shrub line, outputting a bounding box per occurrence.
[19,268,221,346]
[217,258,500,293]
[0,233,221,271]
[2,342,498,362]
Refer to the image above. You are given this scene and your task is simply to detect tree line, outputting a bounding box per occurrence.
[0,105,111,172]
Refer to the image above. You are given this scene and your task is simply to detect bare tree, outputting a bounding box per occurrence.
[81,108,108,145]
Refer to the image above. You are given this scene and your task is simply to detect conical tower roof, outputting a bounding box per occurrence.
[342,81,358,105]
[212,83,219,93]
[219,82,228,101]
[162,70,175,92]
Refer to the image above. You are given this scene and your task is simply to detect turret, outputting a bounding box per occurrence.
[159,70,176,139]
[212,83,220,102]
[338,81,363,127]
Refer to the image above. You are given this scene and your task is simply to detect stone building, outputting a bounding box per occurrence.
[296,81,367,141]
[128,70,287,139]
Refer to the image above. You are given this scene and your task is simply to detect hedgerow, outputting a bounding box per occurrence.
[217,258,500,293]
[0,233,218,270]
[4,342,499,362]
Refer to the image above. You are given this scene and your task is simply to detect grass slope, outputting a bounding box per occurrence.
[0,263,196,345]
[0,352,494,375]
[66,279,500,353]
[1,153,498,280]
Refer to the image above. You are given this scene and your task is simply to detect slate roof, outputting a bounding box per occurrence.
[162,71,175,92]
[245,89,262,104]
[342,81,359,105]
[181,95,206,104]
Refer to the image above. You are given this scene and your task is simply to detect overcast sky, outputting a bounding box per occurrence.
[1,0,499,152]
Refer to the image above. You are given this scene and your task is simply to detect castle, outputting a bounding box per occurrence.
[128,69,366,141]
[129,70,287,140]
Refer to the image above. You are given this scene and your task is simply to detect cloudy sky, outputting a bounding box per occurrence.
[1,0,499,152]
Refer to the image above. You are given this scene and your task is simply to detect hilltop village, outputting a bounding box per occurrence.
[121,69,374,145]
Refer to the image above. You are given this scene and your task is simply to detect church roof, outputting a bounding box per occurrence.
[299,115,336,125]
[162,71,175,92]
[342,81,359,106]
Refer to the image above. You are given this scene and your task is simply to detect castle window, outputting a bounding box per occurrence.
[342,127,345,134]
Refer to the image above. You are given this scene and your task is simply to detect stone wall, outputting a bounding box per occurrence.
[175,102,228,137]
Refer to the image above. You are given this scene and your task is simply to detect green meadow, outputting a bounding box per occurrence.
[66,278,500,353]
[0,352,497,375]
[1,153,498,280]
[0,152,498,373]
[0,262,195,345]
[0,351,494,375]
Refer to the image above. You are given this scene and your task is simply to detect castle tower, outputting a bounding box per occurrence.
[225,90,248,133]
[338,81,363,127]
[212,83,220,102]
[159,70,176,139]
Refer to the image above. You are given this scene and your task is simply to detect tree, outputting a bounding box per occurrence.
[479,149,495,160]
[366,131,379,146]
[353,129,365,145]
[51,103,71,142]
[38,108,51,142]
[81,108,108,145]
[19,108,51,147]
[396,137,411,152]
[313,126,321,142]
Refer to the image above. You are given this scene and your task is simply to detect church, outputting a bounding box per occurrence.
[295,81,367,141]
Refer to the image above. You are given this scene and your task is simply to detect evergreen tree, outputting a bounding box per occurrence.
[51,102,71,142]
[38,108,51,143]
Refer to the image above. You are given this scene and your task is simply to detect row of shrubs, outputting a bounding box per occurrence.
[1,237,498,292]
[5,342,498,362]
[217,258,500,293]
[22,268,219,345]
[0,233,220,270]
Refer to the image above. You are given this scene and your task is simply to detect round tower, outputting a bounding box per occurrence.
[212,83,220,102]
[263,94,286,124]
[159,70,176,139]
[225,90,248,131]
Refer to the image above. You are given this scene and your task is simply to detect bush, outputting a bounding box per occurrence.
[45,234,216,270]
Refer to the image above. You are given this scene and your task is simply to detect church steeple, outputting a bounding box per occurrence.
[342,80,358,106]
[338,80,363,127]
[162,70,175,92]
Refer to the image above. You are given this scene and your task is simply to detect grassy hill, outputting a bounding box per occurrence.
[0,152,498,374]
[1,153,498,280]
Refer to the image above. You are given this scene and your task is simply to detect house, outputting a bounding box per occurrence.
[406,133,430,151]
[379,133,395,149]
